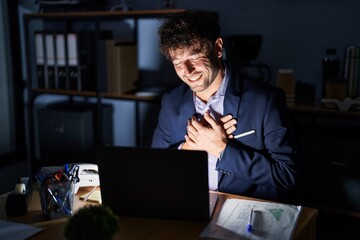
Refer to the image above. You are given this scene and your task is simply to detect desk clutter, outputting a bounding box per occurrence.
[35,164,80,219]
[34,163,100,219]
[321,97,360,111]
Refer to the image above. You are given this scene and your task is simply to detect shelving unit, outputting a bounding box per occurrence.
[288,103,360,215]
[23,9,194,172]
[23,9,187,95]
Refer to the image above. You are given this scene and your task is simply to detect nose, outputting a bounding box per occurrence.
[183,60,195,75]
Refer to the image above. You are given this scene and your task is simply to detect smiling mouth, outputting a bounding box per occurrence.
[187,74,202,82]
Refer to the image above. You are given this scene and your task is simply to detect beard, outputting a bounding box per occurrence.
[187,58,220,93]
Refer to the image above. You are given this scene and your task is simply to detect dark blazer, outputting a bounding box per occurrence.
[151,68,298,202]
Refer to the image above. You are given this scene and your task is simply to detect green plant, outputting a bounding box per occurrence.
[64,205,119,240]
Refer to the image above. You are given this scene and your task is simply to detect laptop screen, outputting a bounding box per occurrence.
[96,146,212,221]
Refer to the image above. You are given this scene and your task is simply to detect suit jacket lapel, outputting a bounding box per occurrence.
[179,86,196,125]
[224,72,242,120]
[219,71,243,187]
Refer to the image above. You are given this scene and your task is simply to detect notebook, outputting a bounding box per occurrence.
[96,146,217,221]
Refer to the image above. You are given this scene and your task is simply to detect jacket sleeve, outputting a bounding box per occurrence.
[216,88,298,191]
[151,93,172,148]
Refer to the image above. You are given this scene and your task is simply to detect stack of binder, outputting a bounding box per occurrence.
[33,31,138,95]
[34,31,99,91]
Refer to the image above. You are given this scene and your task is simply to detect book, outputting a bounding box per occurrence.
[106,40,138,95]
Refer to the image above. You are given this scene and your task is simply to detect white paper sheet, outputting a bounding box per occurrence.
[0,220,43,240]
[201,198,302,240]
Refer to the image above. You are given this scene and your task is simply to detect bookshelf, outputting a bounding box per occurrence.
[288,103,360,215]
[23,9,188,95]
[23,9,214,172]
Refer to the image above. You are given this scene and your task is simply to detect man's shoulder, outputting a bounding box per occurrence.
[162,82,190,98]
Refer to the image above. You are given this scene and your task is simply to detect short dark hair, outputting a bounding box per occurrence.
[158,11,220,60]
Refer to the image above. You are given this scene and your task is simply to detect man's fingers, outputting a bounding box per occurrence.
[219,114,233,124]
[203,112,218,129]
[226,125,236,135]
[222,119,237,133]
[189,115,203,130]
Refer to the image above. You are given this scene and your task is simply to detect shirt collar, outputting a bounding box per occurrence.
[214,61,230,98]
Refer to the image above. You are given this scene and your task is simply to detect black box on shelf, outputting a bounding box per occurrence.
[37,102,113,166]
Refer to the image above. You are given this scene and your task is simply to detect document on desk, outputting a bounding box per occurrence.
[0,220,43,240]
[200,198,302,240]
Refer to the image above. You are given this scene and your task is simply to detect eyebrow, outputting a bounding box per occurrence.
[171,48,205,63]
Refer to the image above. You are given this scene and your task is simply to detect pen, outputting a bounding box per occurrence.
[59,190,70,212]
[83,186,97,202]
[64,163,69,173]
[47,187,60,205]
[234,129,255,139]
[247,208,254,233]
[47,187,71,214]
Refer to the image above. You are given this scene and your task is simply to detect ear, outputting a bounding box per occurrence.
[214,38,224,58]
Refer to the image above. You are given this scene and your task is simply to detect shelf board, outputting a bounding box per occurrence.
[32,88,162,102]
[33,88,97,97]
[102,92,161,102]
[24,9,187,20]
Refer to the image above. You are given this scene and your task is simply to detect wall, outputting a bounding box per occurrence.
[16,1,360,142]
[0,1,13,154]
[13,0,360,170]
[130,0,360,99]
[0,1,30,194]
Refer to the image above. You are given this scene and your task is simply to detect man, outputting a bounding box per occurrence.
[151,11,298,202]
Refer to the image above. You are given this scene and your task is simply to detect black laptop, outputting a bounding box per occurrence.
[96,146,216,221]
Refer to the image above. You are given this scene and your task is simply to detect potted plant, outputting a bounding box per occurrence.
[64,205,119,240]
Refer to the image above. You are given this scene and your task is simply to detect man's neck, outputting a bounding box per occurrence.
[196,65,225,103]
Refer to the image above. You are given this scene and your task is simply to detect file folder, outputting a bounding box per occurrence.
[55,33,67,90]
[67,33,80,90]
[45,33,56,89]
[35,32,46,88]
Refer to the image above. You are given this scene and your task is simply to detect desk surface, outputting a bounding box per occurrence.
[1,187,318,240]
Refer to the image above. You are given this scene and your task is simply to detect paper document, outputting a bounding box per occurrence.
[0,220,43,240]
[200,198,302,240]
[79,189,102,204]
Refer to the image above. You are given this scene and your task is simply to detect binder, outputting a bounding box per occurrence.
[106,40,138,94]
[55,33,67,90]
[45,33,56,89]
[67,33,80,90]
[63,31,112,92]
[35,32,46,88]
[78,31,97,91]
[66,31,98,91]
